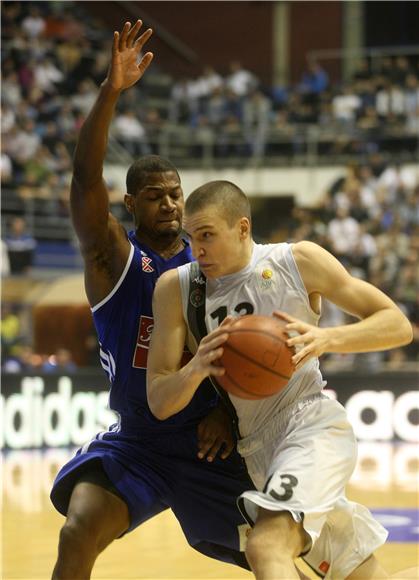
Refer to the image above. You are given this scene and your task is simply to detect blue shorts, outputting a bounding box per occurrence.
[50,424,254,569]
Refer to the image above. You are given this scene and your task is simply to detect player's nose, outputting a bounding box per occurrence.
[192,244,205,259]
[160,195,177,212]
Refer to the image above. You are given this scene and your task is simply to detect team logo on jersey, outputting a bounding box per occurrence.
[133,315,154,369]
[190,288,205,308]
[257,266,275,291]
[193,275,205,285]
[319,561,330,574]
[141,256,154,273]
[133,315,193,369]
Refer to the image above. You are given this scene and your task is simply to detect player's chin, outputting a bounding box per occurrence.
[157,222,181,236]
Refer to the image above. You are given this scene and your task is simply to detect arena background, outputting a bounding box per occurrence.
[1,1,418,578]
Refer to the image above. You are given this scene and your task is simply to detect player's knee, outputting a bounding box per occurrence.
[59,512,101,554]
[245,526,286,567]
[245,512,304,566]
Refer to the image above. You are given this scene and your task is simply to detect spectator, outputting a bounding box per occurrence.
[327,206,361,263]
[4,217,37,275]
[376,81,406,120]
[1,304,24,361]
[168,77,199,124]
[225,60,258,97]
[404,73,419,131]
[206,85,227,127]
[195,65,223,102]
[42,348,78,374]
[332,84,362,125]
[71,79,97,115]
[113,109,150,156]
[1,103,16,134]
[2,344,43,374]
[22,5,46,39]
[299,59,329,98]
[33,56,64,93]
[1,240,11,277]
[1,143,13,184]
[242,89,272,157]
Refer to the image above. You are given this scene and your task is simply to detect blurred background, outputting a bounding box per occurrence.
[2,0,418,448]
[1,2,418,576]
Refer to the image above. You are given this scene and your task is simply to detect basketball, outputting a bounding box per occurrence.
[215,315,295,399]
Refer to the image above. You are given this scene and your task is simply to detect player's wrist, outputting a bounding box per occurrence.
[182,360,207,388]
[324,326,345,353]
[101,78,123,95]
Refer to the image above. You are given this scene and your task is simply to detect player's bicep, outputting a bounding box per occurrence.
[293,241,398,319]
[324,276,398,320]
[148,269,186,377]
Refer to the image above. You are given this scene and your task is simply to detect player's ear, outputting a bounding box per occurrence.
[124,193,135,215]
[239,217,251,239]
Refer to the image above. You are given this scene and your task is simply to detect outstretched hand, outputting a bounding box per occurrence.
[273,310,330,369]
[108,20,154,91]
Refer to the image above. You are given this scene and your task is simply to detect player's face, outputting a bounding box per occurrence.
[184,206,250,278]
[126,171,184,240]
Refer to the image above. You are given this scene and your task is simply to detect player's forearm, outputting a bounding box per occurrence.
[325,308,413,353]
[147,366,205,420]
[73,81,121,188]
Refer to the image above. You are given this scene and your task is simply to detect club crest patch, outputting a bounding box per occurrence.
[141,256,154,272]
[190,288,205,308]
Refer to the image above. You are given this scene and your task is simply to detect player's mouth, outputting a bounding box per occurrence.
[158,218,179,224]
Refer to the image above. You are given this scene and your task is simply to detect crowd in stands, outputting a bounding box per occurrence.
[2,0,419,187]
[1,1,418,369]
[271,158,419,367]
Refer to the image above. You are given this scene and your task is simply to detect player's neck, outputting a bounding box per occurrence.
[135,232,185,259]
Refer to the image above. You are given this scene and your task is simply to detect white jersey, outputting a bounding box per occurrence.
[178,241,326,437]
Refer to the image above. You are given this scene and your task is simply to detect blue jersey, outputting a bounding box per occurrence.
[92,230,217,433]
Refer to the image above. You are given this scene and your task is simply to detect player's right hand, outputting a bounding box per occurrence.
[108,20,154,91]
[190,326,231,380]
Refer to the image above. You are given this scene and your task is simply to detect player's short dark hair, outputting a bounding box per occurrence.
[185,180,251,226]
[126,155,180,195]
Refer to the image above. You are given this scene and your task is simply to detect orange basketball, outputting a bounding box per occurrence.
[216,315,295,399]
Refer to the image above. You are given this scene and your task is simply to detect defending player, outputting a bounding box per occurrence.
[50,23,256,579]
[147,180,414,578]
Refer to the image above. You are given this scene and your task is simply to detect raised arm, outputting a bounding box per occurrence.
[277,241,413,368]
[147,269,228,420]
[70,20,153,306]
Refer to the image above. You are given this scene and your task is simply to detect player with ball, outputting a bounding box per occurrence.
[147,180,413,579]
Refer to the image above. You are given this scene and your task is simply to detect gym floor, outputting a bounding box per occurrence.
[3,443,418,579]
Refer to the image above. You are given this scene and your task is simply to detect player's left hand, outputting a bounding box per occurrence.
[273,310,330,370]
[197,403,235,462]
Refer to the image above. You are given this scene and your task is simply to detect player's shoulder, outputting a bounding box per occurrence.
[291,240,323,261]
[154,268,180,294]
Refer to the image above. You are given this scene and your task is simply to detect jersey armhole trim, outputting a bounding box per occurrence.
[288,244,321,321]
[91,242,135,313]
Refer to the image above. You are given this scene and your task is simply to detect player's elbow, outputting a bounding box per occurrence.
[399,315,414,346]
[147,382,171,421]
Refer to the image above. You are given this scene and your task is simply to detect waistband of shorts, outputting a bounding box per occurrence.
[237,392,326,456]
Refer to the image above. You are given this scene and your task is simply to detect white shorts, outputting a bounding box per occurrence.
[237,393,388,578]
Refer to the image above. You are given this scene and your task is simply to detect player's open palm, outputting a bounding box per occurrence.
[108,20,153,91]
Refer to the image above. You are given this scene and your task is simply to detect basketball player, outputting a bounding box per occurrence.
[147,180,414,579]
[50,22,257,579]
